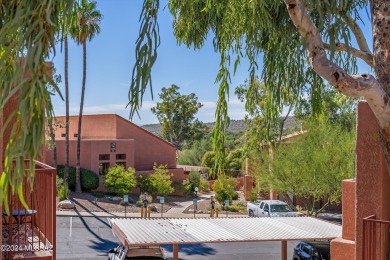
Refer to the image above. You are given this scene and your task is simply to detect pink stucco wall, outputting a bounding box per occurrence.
[355,102,390,259]
[45,114,177,172]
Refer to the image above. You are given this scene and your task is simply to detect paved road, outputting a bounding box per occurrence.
[56,216,299,260]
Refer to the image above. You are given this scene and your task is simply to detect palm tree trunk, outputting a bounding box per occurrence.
[75,41,87,193]
[65,35,70,183]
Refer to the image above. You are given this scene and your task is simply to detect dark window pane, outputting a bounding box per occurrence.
[116,154,126,160]
[99,154,110,160]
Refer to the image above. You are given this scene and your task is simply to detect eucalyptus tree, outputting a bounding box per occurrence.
[151,84,206,150]
[255,121,355,216]
[128,1,390,173]
[0,1,73,210]
[72,0,102,193]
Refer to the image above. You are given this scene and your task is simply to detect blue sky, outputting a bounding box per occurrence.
[50,0,250,125]
[50,1,372,126]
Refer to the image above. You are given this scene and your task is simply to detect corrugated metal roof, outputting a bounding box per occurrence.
[108,217,341,246]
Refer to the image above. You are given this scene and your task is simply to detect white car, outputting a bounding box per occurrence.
[108,243,166,260]
[247,200,298,217]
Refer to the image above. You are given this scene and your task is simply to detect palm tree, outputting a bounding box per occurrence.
[72,0,102,193]
[61,2,77,183]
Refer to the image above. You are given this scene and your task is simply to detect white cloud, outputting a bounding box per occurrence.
[201,101,216,108]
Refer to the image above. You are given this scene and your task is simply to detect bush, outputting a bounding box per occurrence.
[227,204,246,212]
[149,164,174,196]
[57,165,99,191]
[58,183,70,201]
[81,168,100,190]
[138,193,152,203]
[56,176,64,194]
[231,191,239,200]
[212,176,238,204]
[199,176,209,192]
[137,175,154,194]
[136,201,143,207]
[104,165,136,195]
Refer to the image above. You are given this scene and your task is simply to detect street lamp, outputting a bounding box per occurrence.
[194,187,199,218]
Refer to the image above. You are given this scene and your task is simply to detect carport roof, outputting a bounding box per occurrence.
[108,217,341,246]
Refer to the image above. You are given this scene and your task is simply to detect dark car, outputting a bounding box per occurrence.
[292,240,330,260]
[108,243,166,260]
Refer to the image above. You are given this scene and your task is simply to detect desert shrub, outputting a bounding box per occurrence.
[212,176,238,204]
[227,204,246,212]
[104,164,136,195]
[57,165,99,191]
[149,165,174,196]
[136,201,143,207]
[58,183,70,201]
[138,193,153,203]
[81,168,99,190]
[56,176,64,194]
[231,191,239,200]
[199,176,209,192]
[137,174,154,194]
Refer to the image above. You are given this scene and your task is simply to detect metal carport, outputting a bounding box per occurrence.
[108,217,341,260]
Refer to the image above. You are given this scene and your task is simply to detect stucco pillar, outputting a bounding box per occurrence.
[331,180,356,260]
[355,102,390,260]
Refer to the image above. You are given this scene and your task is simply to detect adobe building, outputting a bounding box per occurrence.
[44,114,186,190]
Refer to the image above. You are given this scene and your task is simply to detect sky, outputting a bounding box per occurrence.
[50,0,250,125]
[50,1,373,126]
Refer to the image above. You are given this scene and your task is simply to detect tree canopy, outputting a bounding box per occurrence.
[3,0,390,209]
[128,0,390,174]
[151,84,206,150]
[254,120,355,216]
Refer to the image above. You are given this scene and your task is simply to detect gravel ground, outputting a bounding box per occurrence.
[57,192,195,213]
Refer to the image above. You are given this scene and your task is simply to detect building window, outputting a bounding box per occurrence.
[61,133,66,137]
[99,163,110,175]
[116,154,126,160]
[99,154,110,160]
[74,133,78,137]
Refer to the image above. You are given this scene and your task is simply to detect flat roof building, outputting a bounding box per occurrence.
[44,114,185,190]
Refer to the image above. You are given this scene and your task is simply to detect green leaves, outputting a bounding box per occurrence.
[255,120,355,215]
[0,0,73,211]
[151,84,206,150]
[128,0,160,119]
[104,164,137,195]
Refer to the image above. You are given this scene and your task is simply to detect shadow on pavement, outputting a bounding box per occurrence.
[162,243,217,256]
[76,215,118,255]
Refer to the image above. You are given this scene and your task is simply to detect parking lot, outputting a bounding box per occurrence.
[56,216,299,260]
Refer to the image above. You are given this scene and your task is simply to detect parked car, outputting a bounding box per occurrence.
[247,200,298,217]
[108,243,166,260]
[292,240,330,260]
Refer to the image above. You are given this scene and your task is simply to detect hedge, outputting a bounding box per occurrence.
[57,165,99,191]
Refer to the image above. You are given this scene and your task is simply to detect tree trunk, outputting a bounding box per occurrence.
[75,42,87,193]
[284,0,390,173]
[372,1,390,171]
[65,35,70,183]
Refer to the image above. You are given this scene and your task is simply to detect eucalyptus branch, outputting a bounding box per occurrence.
[284,0,390,172]
[323,42,374,68]
[341,13,372,56]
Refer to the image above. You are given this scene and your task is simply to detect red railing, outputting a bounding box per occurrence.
[363,215,390,260]
[2,160,56,260]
